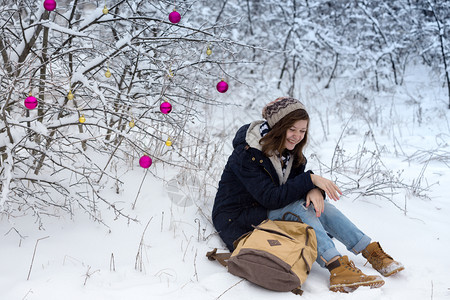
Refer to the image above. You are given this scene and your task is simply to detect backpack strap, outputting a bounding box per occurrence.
[282,211,303,223]
[291,287,304,296]
[206,248,231,267]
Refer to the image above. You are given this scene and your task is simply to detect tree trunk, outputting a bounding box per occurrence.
[428,1,450,109]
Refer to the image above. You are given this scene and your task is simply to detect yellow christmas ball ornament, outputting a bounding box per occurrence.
[67,90,74,100]
[129,120,135,128]
[105,68,111,78]
[102,5,109,14]
[79,115,86,123]
[165,138,172,147]
[206,47,212,56]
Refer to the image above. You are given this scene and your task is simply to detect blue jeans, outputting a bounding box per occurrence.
[268,199,371,268]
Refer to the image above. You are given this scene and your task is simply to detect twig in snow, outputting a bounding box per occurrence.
[215,279,245,300]
[110,253,116,272]
[182,236,192,262]
[132,169,148,209]
[27,236,49,280]
[431,280,433,299]
[135,217,153,272]
[412,152,432,197]
[83,266,100,286]
[4,227,27,247]
[193,249,199,282]
[195,218,201,242]
[21,289,33,299]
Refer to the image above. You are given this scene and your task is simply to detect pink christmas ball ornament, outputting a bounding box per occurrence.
[139,155,152,168]
[43,0,57,11]
[24,96,38,110]
[216,80,229,93]
[160,102,172,114]
[169,10,181,23]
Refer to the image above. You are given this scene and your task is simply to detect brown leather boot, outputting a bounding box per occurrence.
[362,242,404,277]
[328,256,385,293]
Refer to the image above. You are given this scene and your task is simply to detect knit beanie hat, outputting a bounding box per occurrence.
[262,97,306,128]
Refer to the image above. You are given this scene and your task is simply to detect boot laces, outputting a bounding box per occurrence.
[371,244,392,260]
[364,243,392,266]
[345,259,361,273]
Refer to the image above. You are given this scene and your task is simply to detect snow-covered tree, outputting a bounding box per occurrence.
[207,0,449,103]
[0,0,254,226]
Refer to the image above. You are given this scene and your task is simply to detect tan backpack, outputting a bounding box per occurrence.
[207,213,317,295]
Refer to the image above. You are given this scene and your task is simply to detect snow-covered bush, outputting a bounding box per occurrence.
[0,0,253,226]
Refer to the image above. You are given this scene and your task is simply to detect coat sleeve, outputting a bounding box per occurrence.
[228,147,316,210]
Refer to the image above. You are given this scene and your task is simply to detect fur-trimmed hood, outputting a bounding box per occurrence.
[233,120,292,185]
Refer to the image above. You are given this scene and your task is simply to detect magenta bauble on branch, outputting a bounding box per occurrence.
[216,80,229,93]
[160,102,172,114]
[139,155,152,168]
[43,0,57,11]
[24,96,38,110]
[169,10,181,23]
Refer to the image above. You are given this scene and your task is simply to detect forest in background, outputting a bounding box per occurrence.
[1,0,449,227]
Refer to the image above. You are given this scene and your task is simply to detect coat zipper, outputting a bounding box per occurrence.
[263,167,275,184]
[252,225,295,240]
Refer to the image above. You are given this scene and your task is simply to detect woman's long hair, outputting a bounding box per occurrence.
[260,109,309,166]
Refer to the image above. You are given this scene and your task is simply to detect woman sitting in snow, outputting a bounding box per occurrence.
[212,97,404,293]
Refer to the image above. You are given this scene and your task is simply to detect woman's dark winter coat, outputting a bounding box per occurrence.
[212,122,316,251]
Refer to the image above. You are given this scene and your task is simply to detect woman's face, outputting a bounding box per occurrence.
[284,120,308,151]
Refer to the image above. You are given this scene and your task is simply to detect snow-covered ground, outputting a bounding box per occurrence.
[1,66,450,299]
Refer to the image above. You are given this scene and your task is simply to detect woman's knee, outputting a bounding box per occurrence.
[268,200,302,220]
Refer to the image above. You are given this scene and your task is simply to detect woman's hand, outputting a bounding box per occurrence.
[310,174,342,201]
[306,188,325,217]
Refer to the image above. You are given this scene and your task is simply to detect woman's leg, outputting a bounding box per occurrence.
[318,201,371,255]
[268,200,341,267]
